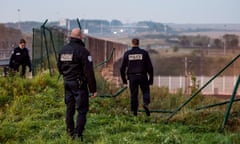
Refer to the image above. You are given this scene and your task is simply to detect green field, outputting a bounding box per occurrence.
[1,72,240,144]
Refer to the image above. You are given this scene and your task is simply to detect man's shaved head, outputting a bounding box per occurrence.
[70,28,83,39]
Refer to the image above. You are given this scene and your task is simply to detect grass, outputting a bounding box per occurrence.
[0,72,240,144]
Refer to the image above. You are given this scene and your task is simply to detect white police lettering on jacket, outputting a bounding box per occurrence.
[128,54,143,60]
[60,54,73,61]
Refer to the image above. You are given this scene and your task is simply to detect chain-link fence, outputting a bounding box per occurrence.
[32,26,66,76]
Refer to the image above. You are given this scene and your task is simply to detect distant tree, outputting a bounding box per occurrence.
[213,38,223,49]
[231,38,239,49]
[173,46,179,52]
[192,35,210,47]
[179,35,211,48]
[223,34,239,49]
[179,36,191,47]
[110,20,122,26]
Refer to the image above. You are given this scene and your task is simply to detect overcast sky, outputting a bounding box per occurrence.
[1,0,239,24]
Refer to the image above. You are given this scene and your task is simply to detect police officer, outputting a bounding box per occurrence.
[57,28,97,141]
[120,38,153,116]
[9,39,32,77]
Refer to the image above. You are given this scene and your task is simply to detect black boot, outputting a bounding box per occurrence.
[67,129,75,139]
[143,104,150,116]
[79,135,83,142]
[133,111,138,116]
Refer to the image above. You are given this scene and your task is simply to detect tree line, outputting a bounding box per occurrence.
[178,34,239,49]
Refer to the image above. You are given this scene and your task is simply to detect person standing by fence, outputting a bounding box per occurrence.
[57,28,97,141]
[120,38,154,116]
[9,38,32,77]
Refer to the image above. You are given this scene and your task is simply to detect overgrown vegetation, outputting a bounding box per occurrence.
[1,72,240,144]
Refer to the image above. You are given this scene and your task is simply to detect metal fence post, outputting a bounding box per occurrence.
[220,75,240,132]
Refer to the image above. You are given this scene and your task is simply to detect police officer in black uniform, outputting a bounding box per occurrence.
[57,28,97,141]
[9,39,32,77]
[120,38,153,116]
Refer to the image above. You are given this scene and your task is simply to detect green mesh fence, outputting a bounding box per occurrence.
[32,24,66,76]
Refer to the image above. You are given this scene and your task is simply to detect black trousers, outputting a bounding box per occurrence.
[64,80,89,136]
[128,74,150,112]
[13,64,27,77]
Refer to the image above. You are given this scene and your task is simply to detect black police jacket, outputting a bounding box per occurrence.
[57,38,96,93]
[120,47,153,84]
[9,47,32,70]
